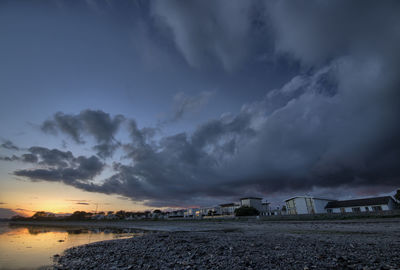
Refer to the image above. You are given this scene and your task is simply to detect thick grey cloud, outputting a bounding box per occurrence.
[28,146,74,167]
[21,153,38,163]
[42,110,125,158]
[14,147,104,186]
[1,140,19,150]
[8,1,400,206]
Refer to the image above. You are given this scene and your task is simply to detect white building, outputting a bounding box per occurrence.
[168,209,185,218]
[240,197,263,212]
[219,203,239,215]
[200,206,221,216]
[325,196,398,213]
[184,208,200,218]
[260,202,271,216]
[285,196,334,215]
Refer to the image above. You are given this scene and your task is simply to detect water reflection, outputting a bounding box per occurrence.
[0,222,142,270]
[7,225,142,236]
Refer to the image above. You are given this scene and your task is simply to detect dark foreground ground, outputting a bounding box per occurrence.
[52,218,400,270]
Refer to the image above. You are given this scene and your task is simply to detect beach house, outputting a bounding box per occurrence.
[240,197,263,211]
[285,196,334,215]
[325,196,398,213]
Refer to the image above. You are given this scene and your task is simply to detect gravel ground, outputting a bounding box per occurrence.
[53,220,400,270]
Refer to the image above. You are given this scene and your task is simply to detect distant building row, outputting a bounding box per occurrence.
[184,197,271,218]
[91,195,398,221]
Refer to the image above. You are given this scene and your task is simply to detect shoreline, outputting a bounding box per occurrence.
[7,217,400,236]
[46,218,400,269]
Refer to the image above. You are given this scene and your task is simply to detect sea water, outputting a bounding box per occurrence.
[0,221,141,270]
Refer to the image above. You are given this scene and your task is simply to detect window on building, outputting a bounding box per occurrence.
[305,198,315,214]
[372,206,383,212]
[340,207,346,213]
[352,207,361,213]
[286,200,296,215]
[327,209,333,213]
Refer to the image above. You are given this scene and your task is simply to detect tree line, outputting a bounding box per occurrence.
[11,209,164,221]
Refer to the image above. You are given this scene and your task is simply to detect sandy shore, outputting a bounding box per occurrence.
[47,218,400,269]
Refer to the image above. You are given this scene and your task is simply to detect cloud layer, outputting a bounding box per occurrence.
[2,1,400,207]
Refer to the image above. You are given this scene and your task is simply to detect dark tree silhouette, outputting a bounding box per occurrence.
[234,206,259,216]
[116,210,126,219]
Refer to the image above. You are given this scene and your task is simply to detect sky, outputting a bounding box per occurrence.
[1,0,400,218]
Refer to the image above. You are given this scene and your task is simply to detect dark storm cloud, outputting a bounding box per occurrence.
[55,64,399,205]
[14,147,104,185]
[191,111,255,149]
[41,110,125,157]
[28,147,74,167]
[10,1,400,206]
[1,140,19,150]
[21,154,38,163]
[126,119,157,150]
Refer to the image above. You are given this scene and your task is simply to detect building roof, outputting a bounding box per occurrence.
[240,197,262,201]
[325,196,394,209]
[284,196,334,202]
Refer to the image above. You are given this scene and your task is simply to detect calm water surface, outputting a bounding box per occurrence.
[0,221,142,270]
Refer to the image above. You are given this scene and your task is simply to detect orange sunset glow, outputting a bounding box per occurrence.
[0,174,149,218]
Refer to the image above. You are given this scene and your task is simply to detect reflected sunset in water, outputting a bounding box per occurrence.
[0,222,140,270]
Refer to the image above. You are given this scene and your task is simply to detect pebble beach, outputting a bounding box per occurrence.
[52,218,400,269]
